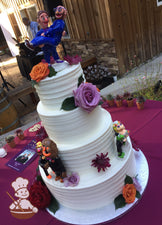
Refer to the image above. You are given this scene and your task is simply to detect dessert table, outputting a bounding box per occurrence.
[0,100,161,225]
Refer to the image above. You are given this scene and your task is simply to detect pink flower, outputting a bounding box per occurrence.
[50,56,55,64]
[73,83,101,113]
[64,55,82,65]
[63,173,80,187]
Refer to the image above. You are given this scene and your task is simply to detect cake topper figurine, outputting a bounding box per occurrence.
[40,138,67,182]
[36,141,52,179]
[25,5,67,64]
[113,121,129,158]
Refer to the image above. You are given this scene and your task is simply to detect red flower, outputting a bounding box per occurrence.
[29,181,51,209]
[91,152,111,172]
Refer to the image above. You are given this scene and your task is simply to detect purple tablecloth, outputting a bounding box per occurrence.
[0,100,162,225]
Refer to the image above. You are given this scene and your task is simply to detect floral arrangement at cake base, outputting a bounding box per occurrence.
[29,174,59,214]
[114,175,141,209]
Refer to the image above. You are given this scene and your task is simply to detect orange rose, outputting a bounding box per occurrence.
[122,183,136,204]
[30,62,50,82]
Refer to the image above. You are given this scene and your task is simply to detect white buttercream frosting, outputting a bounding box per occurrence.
[35,62,82,110]
[36,62,136,211]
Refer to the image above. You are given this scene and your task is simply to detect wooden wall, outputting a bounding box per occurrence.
[108,0,162,74]
[63,0,113,40]
[62,0,162,75]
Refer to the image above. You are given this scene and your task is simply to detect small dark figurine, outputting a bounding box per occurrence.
[36,141,51,179]
[113,121,129,158]
[41,138,66,182]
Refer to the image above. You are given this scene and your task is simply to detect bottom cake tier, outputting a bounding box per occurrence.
[39,138,136,211]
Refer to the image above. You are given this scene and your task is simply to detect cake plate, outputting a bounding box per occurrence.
[47,150,149,225]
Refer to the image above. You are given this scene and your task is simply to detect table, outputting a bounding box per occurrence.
[0,100,162,225]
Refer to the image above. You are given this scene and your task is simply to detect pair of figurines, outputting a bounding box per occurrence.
[36,138,66,182]
[25,6,67,67]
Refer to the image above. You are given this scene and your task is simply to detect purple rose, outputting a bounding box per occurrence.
[63,172,80,187]
[73,83,101,113]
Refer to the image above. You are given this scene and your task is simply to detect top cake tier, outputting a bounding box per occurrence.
[34,62,83,111]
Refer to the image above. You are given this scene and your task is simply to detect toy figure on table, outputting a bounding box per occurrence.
[25,6,67,64]
[113,121,130,158]
[40,138,67,182]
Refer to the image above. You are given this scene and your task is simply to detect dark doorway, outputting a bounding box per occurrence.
[0,27,8,51]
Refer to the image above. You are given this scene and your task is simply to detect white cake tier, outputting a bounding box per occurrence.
[37,105,112,148]
[34,62,82,111]
[39,138,136,210]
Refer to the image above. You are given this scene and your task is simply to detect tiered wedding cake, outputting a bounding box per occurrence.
[34,62,136,211]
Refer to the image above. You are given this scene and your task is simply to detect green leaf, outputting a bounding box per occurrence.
[47,196,59,214]
[48,66,57,77]
[31,79,38,86]
[136,190,141,199]
[114,194,126,210]
[61,97,77,111]
[125,175,133,184]
[78,74,84,87]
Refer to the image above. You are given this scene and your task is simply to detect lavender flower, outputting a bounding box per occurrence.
[63,172,80,187]
[133,176,142,192]
[73,83,101,113]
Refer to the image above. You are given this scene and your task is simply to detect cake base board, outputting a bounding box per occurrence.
[46,150,149,225]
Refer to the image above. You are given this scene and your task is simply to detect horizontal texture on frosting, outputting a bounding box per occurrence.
[36,62,137,211]
[38,105,110,147]
[35,63,82,110]
[40,139,136,210]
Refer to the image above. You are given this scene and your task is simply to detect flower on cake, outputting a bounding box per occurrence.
[29,62,57,83]
[122,183,136,203]
[61,82,101,112]
[63,172,80,187]
[91,152,111,172]
[29,180,52,209]
[30,62,50,82]
[114,175,141,209]
[64,55,82,65]
[73,82,101,113]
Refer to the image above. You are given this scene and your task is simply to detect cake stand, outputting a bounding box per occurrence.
[47,150,149,225]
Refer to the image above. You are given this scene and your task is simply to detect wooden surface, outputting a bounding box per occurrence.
[63,0,113,40]
[108,0,162,74]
